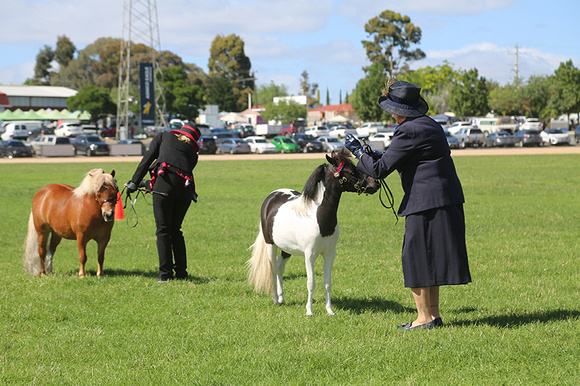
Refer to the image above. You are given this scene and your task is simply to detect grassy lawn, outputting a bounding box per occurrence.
[0,154,578,384]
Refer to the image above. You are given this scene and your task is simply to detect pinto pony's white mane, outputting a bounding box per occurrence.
[73,168,117,197]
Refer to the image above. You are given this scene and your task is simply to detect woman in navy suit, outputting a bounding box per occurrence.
[345,81,471,330]
[126,125,200,282]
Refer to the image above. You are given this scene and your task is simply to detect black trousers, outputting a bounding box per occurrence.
[152,175,192,279]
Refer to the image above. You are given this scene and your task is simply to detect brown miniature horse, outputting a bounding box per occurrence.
[23,169,119,277]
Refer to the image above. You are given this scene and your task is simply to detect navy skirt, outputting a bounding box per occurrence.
[401,204,471,288]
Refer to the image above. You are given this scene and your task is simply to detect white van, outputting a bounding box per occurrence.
[1,122,29,140]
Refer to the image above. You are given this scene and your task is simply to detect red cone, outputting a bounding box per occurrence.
[114,191,124,220]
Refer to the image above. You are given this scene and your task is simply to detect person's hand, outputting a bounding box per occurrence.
[344,134,364,159]
[126,180,138,194]
[371,150,384,160]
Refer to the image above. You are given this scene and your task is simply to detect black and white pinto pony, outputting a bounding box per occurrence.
[247,149,379,315]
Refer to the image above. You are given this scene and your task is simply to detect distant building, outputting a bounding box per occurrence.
[0,85,77,112]
[308,103,357,125]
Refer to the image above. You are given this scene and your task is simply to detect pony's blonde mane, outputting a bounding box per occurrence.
[73,169,117,197]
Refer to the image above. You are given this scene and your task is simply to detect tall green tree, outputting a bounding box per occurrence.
[398,61,458,114]
[489,82,522,116]
[300,70,319,107]
[255,81,288,106]
[261,99,307,123]
[448,68,490,116]
[351,63,391,122]
[162,66,205,121]
[67,85,116,125]
[521,75,555,119]
[33,45,54,85]
[362,10,425,77]
[54,35,76,68]
[548,60,580,119]
[208,34,254,90]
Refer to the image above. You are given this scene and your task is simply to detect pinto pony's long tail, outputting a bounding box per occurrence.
[23,212,41,275]
[246,224,274,296]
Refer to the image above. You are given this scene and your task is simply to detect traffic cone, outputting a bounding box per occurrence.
[114,191,124,220]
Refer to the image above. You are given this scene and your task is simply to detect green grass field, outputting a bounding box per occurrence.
[1,154,578,384]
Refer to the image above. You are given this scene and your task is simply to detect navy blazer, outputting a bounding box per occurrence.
[357,115,464,216]
[130,131,198,187]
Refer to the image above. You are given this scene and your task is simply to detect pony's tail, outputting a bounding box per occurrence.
[23,212,41,275]
[246,224,274,296]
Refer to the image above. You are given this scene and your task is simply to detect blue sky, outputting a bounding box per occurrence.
[0,0,578,105]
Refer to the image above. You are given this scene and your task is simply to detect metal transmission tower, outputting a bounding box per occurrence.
[117,0,168,140]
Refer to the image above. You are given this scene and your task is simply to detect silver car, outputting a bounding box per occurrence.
[317,136,344,152]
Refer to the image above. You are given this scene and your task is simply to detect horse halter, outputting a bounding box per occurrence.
[95,188,118,207]
[332,162,369,195]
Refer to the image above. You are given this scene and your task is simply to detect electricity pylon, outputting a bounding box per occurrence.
[116,0,168,139]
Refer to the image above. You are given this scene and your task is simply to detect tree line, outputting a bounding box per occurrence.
[28,10,580,126]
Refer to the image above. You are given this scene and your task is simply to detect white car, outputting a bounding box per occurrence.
[356,122,384,137]
[519,118,542,130]
[305,125,330,138]
[244,136,278,154]
[328,125,356,139]
[368,132,395,150]
[55,123,84,137]
[448,121,475,135]
[317,136,344,152]
[540,129,570,146]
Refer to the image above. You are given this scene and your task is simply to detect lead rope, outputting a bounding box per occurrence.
[361,139,398,224]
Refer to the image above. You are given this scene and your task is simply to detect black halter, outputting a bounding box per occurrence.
[332,161,370,195]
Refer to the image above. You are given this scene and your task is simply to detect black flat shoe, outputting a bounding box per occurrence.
[433,317,443,327]
[156,276,174,283]
[397,320,436,330]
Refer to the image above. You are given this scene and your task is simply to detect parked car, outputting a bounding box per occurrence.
[144,126,168,137]
[317,136,344,152]
[447,121,475,135]
[26,126,53,141]
[271,136,300,153]
[118,138,146,154]
[55,122,84,137]
[540,129,570,146]
[197,136,217,154]
[216,138,251,154]
[0,140,34,158]
[368,132,395,150]
[455,127,485,148]
[445,130,460,149]
[292,133,323,153]
[231,124,255,138]
[356,122,384,137]
[484,131,517,147]
[1,122,30,140]
[100,126,116,137]
[245,136,278,154]
[72,135,110,156]
[30,134,72,154]
[328,125,356,139]
[513,130,542,147]
[519,118,542,131]
[305,125,330,138]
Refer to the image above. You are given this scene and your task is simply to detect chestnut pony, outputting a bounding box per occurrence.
[23,169,119,277]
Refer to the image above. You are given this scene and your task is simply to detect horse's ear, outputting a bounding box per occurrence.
[326,154,336,165]
[110,170,115,178]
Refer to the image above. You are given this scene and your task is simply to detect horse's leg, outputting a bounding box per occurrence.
[322,249,337,316]
[96,236,111,278]
[276,251,291,304]
[36,229,50,276]
[76,236,88,278]
[46,233,62,275]
[304,250,316,316]
[266,244,280,304]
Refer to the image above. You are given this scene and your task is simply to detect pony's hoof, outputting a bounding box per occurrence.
[327,310,335,316]
[277,296,285,304]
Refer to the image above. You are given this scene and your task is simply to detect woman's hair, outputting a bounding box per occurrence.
[175,133,195,147]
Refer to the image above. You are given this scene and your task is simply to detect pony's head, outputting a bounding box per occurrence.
[73,169,119,222]
[326,148,379,195]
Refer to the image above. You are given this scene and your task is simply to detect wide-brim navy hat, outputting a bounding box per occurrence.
[171,125,200,152]
[378,80,429,117]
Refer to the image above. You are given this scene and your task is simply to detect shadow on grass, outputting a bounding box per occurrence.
[333,296,414,314]
[453,308,580,328]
